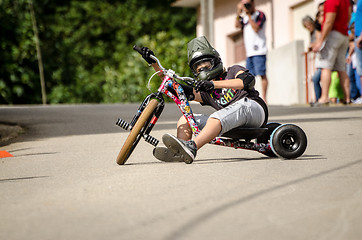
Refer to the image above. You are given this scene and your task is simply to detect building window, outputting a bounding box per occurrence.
[227,31,246,65]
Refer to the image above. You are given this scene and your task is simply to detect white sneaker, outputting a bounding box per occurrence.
[352,97,362,104]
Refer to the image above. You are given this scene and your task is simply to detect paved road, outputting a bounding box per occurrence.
[1,103,362,240]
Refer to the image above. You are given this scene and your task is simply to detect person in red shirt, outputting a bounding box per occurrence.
[312,0,352,106]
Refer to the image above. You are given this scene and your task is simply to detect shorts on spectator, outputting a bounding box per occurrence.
[246,55,267,76]
[315,30,349,72]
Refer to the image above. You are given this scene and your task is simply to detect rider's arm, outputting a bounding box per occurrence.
[211,70,255,90]
[212,78,244,89]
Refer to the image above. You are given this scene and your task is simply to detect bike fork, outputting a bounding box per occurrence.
[116,95,165,147]
[116,96,151,131]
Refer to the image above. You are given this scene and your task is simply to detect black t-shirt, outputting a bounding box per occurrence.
[200,65,268,126]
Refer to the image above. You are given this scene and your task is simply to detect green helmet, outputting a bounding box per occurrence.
[187,36,224,81]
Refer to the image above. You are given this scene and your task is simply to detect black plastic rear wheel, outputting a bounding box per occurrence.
[257,122,281,157]
[270,124,307,159]
[257,122,281,143]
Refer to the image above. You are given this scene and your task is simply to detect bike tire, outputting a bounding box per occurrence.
[116,99,159,165]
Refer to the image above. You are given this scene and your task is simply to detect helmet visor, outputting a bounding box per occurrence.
[191,58,214,74]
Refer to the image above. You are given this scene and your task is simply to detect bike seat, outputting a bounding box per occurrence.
[221,127,268,140]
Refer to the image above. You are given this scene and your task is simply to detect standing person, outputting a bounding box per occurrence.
[302,15,318,51]
[302,14,322,102]
[141,36,268,164]
[311,6,326,102]
[346,3,362,102]
[235,0,268,103]
[354,0,362,103]
[312,0,352,106]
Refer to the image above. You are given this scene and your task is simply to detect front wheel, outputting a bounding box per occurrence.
[116,99,159,165]
[270,124,307,159]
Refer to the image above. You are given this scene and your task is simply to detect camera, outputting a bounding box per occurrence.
[244,3,252,10]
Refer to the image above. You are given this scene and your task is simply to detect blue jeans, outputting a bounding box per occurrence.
[355,40,362,76]
[312,68,322,101]
[246,55,267,76]
[347,63,361,100]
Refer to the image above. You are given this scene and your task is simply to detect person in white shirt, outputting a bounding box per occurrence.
[235,0,268,102]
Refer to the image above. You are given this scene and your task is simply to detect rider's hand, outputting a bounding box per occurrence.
[195,80,214,93]
[141,47,156,64]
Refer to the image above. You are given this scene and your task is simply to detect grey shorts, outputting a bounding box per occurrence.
[194,98,265,134]
[315,30,349,72]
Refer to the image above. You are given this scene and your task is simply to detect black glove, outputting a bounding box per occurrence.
[141,47,156,64]
[195,80,214,93]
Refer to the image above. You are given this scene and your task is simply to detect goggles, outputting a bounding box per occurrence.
[191,58,215,74]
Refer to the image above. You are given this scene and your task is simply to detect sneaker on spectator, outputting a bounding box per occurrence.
[310,101,329,107]
[162,133,197,164]
[352,97,362,104]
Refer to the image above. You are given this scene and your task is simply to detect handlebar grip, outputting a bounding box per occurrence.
[133,45,143,55]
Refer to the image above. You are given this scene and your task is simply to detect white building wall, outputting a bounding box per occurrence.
[273,0,316,49]
[266,40,306,105]
[213,0,239,67]
[173,0,322,105]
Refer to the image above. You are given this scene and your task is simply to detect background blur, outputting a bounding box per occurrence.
[1,0,329,106]
[0,0,196,104]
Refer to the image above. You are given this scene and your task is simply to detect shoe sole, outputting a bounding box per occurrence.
[153,147,183,162]
[311,102,329,107]
[162,134,194,164]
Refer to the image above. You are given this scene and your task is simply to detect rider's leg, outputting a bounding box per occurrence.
[193,118,221,149]
[162,98,265,163]
[153,116,190,162]
[153,115,200,162]
[177,116,192,141]
[158,114,215,164]
[177,114,209,141]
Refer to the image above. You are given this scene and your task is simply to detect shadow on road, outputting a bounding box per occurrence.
[0,176,49,183]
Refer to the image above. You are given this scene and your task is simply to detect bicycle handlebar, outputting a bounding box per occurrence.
[133,45,195,85]
[133,45,165,70]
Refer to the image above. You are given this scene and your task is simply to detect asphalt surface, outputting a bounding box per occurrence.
[1,103,362,240]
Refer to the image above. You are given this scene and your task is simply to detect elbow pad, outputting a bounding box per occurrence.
[236,71,255,91]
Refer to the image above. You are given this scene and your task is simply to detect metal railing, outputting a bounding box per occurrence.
[303,51,317,104]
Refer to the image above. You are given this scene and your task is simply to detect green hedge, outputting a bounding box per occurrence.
[0,0,196,104]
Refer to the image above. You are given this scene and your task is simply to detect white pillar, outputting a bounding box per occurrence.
[200,0,214,44]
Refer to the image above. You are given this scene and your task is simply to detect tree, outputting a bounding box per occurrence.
[0,0,196,104]
[0,0,40,103]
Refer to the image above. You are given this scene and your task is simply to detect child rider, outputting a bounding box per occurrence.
[140,36,268,164]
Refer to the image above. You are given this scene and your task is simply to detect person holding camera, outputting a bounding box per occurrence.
[235,0,268,103]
